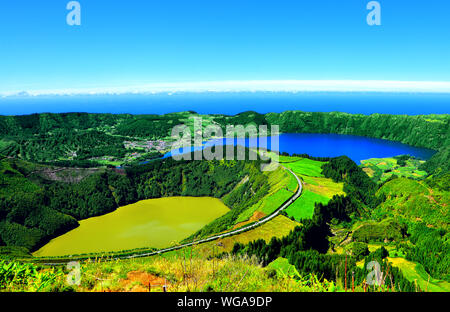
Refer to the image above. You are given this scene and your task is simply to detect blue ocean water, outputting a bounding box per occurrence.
[164,133,437,164]
[0,92,449,115]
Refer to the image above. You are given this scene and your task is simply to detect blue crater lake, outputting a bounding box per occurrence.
[164,133,437,164]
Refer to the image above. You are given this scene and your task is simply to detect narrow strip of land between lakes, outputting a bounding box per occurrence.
[39,166,302,265]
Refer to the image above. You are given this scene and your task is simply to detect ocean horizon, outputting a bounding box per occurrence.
[0,92,449,116]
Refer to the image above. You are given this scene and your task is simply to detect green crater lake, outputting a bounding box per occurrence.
[33,197,229,257]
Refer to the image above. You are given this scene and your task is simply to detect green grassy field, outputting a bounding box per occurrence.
[235,156,344,223]
[360,157,428,183]
[192,215,299,257]
[235,167,296,223]
[375,178,449,228]
[268,257,301,278]
[285,190,329,220]
[388,257,450,292]
[300,175,345,198]
[279,157,344,220]
[281,157,325,177]
[33,197,230,257]
[94,159,124,167]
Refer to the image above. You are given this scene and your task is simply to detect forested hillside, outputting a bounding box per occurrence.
[0,113,178,163]
[0,111,448,174]
[231,153,449,291]
[0,150,270,254]
[0,111,448,290]
[216,111,449,175]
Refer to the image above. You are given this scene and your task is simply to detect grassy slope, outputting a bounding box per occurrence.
[0,158,41,197]
[195,215,298,256]
[280,157,325,177]
[268,257,301,278]
[286,190,329,220]
[375,178,449,229]
[1,252,338,292]
[280,156,345,220]
[235,167,297,224]
[387,257,450,292]
[360,157,428,183]
[375,178,449,289]
[332,172,449,292]
[336,241,450,292]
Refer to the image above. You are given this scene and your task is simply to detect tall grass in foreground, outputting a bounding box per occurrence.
[75,252,337,292]
[1,248,422,292]
[0,260,70,292]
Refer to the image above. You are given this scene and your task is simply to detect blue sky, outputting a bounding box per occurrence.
[1,0,450,94]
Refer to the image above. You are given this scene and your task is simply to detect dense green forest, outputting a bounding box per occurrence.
[0,112,189,163]
[0,111,448,173]
[218,111,449,175]
[0,149,270,253]
[232,232,417,291]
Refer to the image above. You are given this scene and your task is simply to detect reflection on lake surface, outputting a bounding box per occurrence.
[33,197,229,257]
[165,133,436,164]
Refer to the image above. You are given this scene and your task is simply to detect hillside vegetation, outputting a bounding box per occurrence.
[230,154,449,292]
[279,155,345,220]
[0,111,448,292]
[360,155,428,183]
[0,111,447,173]
[0,150,272,254]
[1,151,448,292]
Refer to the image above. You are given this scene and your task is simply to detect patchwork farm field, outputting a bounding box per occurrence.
[235,166,298,224]
[280,157,345,220]
[33,197,230,257]
[280,157,325,177]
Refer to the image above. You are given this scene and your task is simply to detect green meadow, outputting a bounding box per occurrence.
[280,157,345,220]
[33,197,229,257]
[285,190,329,220]
[360,157,428,183]
[235,166,296,223]
[388,257,450,292]
[281,157,325,177]
[268,257,301,278]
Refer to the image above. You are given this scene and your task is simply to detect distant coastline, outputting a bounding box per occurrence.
[0,92,449,116]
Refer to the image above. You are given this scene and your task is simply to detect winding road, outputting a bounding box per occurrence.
[40,166,302,265]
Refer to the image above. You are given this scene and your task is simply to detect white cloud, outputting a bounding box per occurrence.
[1,80,450,97]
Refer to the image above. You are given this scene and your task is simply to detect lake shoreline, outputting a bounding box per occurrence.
[33,197,230,258]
